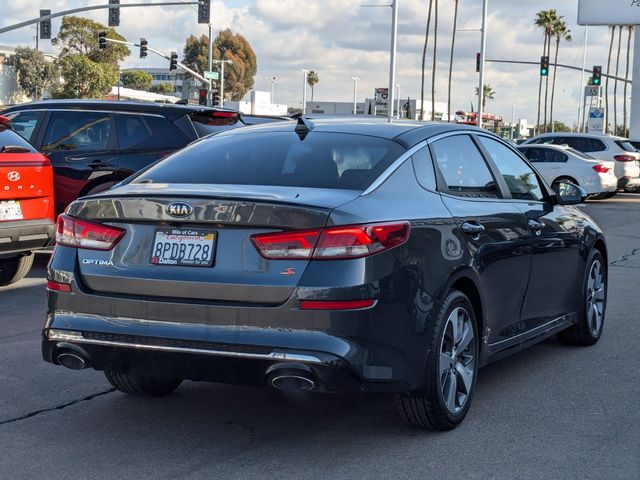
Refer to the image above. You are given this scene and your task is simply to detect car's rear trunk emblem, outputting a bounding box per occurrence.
[166,202,193,217]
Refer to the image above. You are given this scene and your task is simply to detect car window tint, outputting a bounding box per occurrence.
[5,110,42,143]
[588,138,606,152]
[478,136,545,201]
[411,146,436,190]
[42,111,111,152]
[0,126,38,153]
[520,148,541,162]
[567,148,593,159]
[116,114,188,150]
[431,135,498,197]
[629,141,640,151]
[615,140,637,153]
[134,131,405,191]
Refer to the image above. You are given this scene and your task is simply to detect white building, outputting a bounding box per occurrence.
[227,90,288,116]
[305,101,366,115]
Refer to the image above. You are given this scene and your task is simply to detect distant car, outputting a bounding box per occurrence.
[523,133,640,192]
[0,116,55,286]
[2,100,289,214]
[517,144,617,199]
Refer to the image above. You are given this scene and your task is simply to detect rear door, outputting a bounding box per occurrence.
[4,110,45,145]
[430,133,531,346]
[40,110,118,213]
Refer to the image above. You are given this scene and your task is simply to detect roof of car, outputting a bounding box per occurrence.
[2,100,238,121]
[215,117,481,147]
[529,132,626,141]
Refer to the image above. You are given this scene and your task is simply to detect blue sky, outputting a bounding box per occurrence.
[0,1,632,126]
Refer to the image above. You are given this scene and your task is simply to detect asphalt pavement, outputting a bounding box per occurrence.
[1,195,639,479]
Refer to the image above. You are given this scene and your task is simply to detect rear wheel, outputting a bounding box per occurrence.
[104,370,182,397]
[558,249,606,346]
[0,253,34,286]
[397,290,478,431]
[600,191,617,199]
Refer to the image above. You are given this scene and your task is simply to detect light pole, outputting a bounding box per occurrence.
[577,26,588,132]
[477,0,488,128]
[352,76,359,115]
[213,59,232,107]
[388,0,398,121]
[396,84,401,118]
[267,76,278,103]
[301,69,309,114]
[511,104,515,140]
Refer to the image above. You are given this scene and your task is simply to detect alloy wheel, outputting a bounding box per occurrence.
[586,259,605,336]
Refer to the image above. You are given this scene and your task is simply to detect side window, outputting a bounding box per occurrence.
[431,135,498,197]
[588,139,606,152]
[42,111,112,152]
[5,110,42,143]
[549,150,568,163]
[520,148,541,162]
[477,136,545,202]
[116,114,189,150]
[411,146,436,190]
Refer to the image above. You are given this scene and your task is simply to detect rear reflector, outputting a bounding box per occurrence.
[299,299,376,310]
[592,164,610,173]
[47,280,71,292]
[56,214,125,250]
[251,222,410,260]
[614,155,636,162]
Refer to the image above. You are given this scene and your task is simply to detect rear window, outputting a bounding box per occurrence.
[116,114,189,150]
[189,111,243,137]
[0,127,38,153]
[615,140,637,153]
[629,141,640,151]
[134,131,405,190]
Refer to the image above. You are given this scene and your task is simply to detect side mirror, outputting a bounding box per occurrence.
[554,181,587,205]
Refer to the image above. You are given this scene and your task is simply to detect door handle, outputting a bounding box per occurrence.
[461,222,485,235]
[528,219,546,231]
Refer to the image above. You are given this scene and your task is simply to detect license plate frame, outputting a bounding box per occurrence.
[150,228,216,267]
[0,201,23,221]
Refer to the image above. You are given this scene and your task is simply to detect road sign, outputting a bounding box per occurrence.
[585,85,601,97]
[374,87,389,106]
[204,71,219,80]
[588,107,605,134]
[578,0,640,26]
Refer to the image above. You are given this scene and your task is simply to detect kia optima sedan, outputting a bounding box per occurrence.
[44,118,607,430]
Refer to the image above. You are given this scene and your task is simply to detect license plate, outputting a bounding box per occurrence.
[150,228,216,267]
[0,201,23,221]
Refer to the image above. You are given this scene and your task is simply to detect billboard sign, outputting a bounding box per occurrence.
[588,107,605,134]
[578,0,640,25]
[374,87,389,106]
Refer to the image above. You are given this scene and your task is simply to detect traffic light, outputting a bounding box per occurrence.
[98,32,107,50]
[169,52,178,71]
[199,88,208,106]
[139,38,148,58]
[109,0,120,27]
[592,65,602,86]
[475,52,481,73]
[39,10,51,40]
[212,90,220,106]
[198,0,211,24]
[540,56,549,76]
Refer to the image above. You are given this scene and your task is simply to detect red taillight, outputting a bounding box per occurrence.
[614,155,636,162]
[46,280,71,292]
[251,222,410,260]
[56,214,125,250]
[299,299,376,310]
[0,115,11,126]
[592,164,610,173]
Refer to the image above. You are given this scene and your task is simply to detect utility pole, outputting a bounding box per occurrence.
[212,59,232,107]
[352,77,359,115]
[396,84,401,118]
[208,24,213,106]
[578,26,588,133]
[477,0,488,128]
[388,0,398,121]
[301,69,309,114]
[267,76,278,103]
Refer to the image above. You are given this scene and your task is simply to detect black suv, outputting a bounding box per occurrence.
[2,100,286,214]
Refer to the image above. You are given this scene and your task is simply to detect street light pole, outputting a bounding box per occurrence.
[352,77,359,115]
[212,59,232,107]
[301,69,309,114]
[267,76,278,103]
[208,23,213,106]
[396,84,401,118]
[388,0,398,121]
[477,0,488,128]
[577,26,588,132]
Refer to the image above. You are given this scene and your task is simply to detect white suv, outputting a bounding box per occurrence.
[523,133,640,191]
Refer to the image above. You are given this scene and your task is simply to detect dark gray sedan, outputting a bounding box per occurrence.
[43,118,607,430]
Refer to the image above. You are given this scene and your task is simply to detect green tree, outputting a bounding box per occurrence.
[605,26,615,133]
[475,84,495,109]
[419,0,434,120]
[10,47,58,100]
[150,82,175,95]
[613,26,623,135]
[447,0,459,123]
[52,55,118,99]
[121,70,153,91]
[183,34,210,74]
[52,16,129,65]
[431,0,439,121]
[534,9,558,133]
[549,19,571,131]
[623,26,634,134]
[551,121,571,132]
[306,70,319,101]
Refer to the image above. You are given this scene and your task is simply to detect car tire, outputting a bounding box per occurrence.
[600,191,617,199]
[557,249,606,346]
[0,253,35,286]
[396,289,479,431]
[104,370,182,397]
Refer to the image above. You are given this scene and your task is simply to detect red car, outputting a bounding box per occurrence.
[0,115,55,286]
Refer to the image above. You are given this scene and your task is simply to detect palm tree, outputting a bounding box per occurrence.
[306,70,319,102]
[431,0,439,121]
[475,84,495,109]
[613,26,622,135]
[549,19,571,132]
[623,25,634,135]
[419,0,434,121]
[605,26,615,133]
[534,10,558,133]
[447,0,460,123]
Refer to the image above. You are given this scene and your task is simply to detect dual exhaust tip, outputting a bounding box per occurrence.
[54,346,90,370]
[265,363,317,392]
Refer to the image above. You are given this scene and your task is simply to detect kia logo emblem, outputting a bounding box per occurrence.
[7,171,20,182]
[166,201,193,217]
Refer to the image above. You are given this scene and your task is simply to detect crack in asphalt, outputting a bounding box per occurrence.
[0,388,115,427]
[609,248,640,268]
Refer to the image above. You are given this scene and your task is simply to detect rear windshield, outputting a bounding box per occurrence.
[189,112,243,137]
[0,127,38,153]
[615,140,637,152]
[134,131,405,190]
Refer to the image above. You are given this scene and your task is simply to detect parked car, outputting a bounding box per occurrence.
[44,119,607,431]
[2,100,285,215]
[517,144,617,199]
[0,116,55,286]
[523,133,640,192]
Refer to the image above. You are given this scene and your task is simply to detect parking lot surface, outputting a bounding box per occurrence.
[1,195,639,480]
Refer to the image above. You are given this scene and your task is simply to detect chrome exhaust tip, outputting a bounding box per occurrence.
[266,363,317,392]
[55,347,90,370]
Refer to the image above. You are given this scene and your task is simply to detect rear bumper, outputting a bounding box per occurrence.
[0,219,55,257]
[620,176,640,191]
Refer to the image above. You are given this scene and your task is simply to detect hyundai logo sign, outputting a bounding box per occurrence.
[166,202,193,217]
[7,171,20,182]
